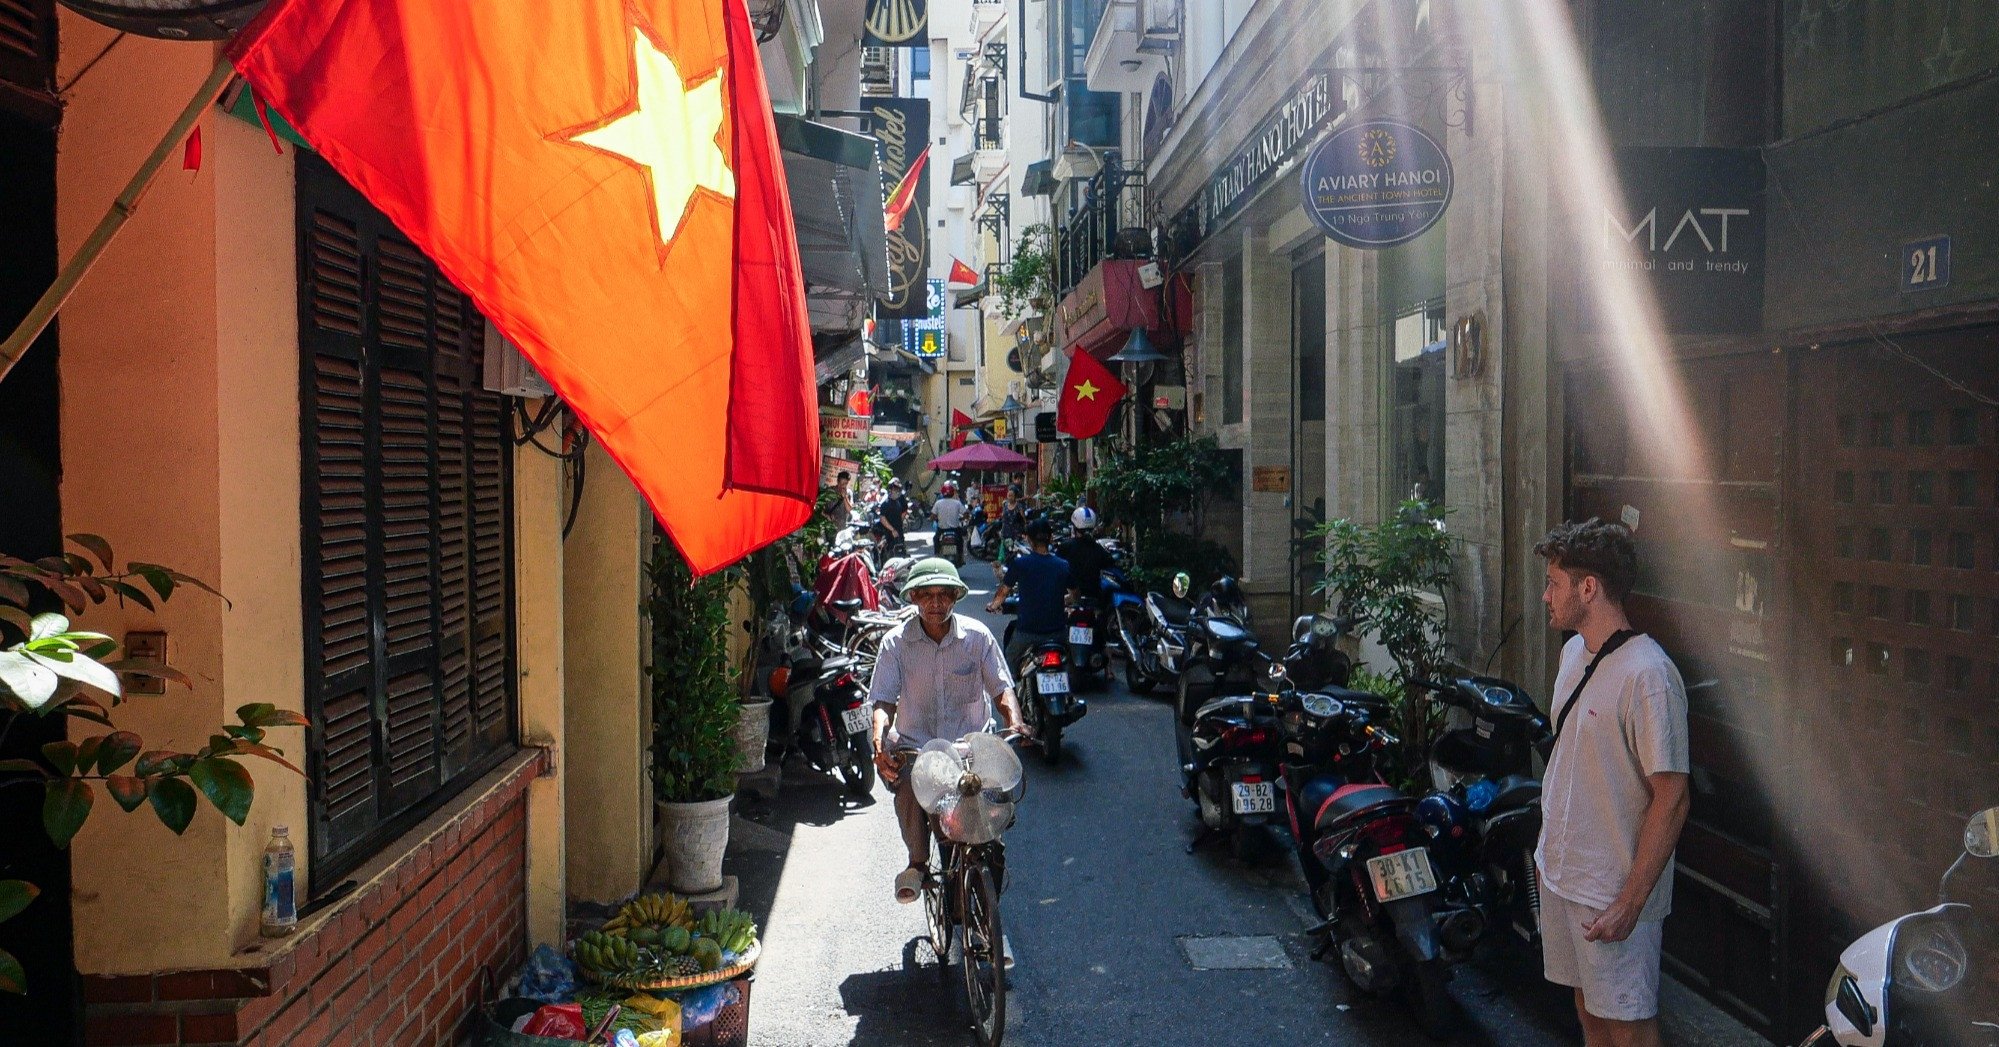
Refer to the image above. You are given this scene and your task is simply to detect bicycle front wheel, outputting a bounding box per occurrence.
[960,865,1006,1047]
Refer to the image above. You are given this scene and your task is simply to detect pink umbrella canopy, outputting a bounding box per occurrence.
[928,441,1036,472]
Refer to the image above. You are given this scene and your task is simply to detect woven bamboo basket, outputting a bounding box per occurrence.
[575,941,761,992]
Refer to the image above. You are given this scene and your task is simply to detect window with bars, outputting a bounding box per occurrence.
[296,155,516,888]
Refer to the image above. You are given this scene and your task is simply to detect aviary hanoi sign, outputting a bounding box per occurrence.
[1300,119,1452,249]
[1174,73,1338,249]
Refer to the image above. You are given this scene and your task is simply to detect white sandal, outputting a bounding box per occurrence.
[894,864,925,904]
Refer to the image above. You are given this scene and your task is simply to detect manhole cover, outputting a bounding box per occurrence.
[1177,935,1292,970]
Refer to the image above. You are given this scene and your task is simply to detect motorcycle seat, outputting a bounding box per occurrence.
[1203,617,1252,645]
[829,598,865,612]
[1148,594,1194,625]
[1314,783,1414,836]
[1489,774,1541,812]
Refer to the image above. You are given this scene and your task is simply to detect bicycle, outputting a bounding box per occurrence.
[909,731,1024,1047]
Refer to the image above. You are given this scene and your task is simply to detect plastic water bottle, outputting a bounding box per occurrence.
[261,826,296,937]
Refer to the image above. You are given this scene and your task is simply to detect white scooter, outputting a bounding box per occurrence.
[1800,805,1998,1046]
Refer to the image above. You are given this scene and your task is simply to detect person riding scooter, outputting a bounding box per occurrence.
[932,481,968,565]
[986,519,1069,670]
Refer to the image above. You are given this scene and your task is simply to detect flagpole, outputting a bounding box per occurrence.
[0,57,238,387]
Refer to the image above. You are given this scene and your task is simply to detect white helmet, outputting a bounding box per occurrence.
[1070,506,1098,532]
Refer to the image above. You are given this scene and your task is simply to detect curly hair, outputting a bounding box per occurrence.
[1533,518,1638,603]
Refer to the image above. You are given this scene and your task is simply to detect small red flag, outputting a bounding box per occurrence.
[1056,348,1126,439]
[951,408,974,429]
[231,0,818,573]
[947,258,980,285]
[883,145,929,234]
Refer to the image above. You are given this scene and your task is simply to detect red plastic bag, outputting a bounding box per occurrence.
[519,1002,588,1039]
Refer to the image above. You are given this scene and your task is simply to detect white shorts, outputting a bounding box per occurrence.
[1539,889,1664,1022]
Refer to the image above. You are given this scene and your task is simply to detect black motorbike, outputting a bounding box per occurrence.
[770,637,876,797]
[1281,681,1477,1037]
[1119,571,1192,696]
[1413,675,1555,952]
[933,524,965,565]
[1066,592,1108,689]
[1001,597,1088,764]
[1173,576,1262,727]
[1178,612,1355,861]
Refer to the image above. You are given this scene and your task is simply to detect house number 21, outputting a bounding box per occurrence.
[1902,235,1951,293]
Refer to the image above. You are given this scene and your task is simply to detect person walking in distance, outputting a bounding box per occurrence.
[1533,520,1690,1047]
[869,558,1031,903]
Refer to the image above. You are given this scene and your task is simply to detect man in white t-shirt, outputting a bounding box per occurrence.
[1533,519,1689,1046]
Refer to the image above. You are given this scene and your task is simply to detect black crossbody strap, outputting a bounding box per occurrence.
[1550,629,1640,752]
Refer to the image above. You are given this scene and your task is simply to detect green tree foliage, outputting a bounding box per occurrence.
[992,224,1054,320]
[645,536,741,804]
[0,536,305,992]
[1086,435,1237,591]
[1313,501,1458,778]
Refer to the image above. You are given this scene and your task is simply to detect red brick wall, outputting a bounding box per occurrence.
[82,752,544,1047]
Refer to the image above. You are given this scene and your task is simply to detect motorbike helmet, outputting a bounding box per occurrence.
[941,481,957,496]
[1070,506,1098,532]
[1171,571,1191,599]
[900,557,967,596]
[1210,575,1245,608]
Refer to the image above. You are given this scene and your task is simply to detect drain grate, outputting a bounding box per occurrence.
[1177,934,1293,970]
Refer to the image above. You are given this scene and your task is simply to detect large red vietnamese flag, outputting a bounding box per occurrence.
[1056,348,1127,439]
[230,0,817,573]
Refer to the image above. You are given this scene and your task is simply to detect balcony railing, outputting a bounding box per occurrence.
[1056,156,1148,297]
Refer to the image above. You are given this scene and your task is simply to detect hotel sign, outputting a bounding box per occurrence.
[1301,120,1453,249]
[1176,73,1339,249]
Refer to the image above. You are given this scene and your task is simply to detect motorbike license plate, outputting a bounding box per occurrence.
[1365,848,1438,903]
[1036,671,1071,695]
[1230,781,1275,814]
[840,705,871,735]
[1068,626,1093,645]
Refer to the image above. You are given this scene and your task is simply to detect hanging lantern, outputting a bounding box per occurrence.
[58,0,268,40]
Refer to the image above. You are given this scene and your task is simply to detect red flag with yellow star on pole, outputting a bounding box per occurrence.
[229,0,817,574]
[1056,347,1126,439]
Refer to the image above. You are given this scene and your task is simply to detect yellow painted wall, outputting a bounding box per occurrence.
[56,29,261,973]
[514,440,568,945]
[562,441,649,902]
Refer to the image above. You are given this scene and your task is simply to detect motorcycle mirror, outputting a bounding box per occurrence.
[1967,806,1999,858]
[1171,572,1191,599]
[1291,615,1314,643]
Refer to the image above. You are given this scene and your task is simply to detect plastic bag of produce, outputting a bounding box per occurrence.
[517,1002,587,1038]
[516,943,579,1004]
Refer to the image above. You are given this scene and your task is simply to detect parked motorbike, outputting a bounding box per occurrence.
[768,621,876,797]
[1282,682,1476,1038]
[1177,613,1355,861]
[1173,576,1263,726]
[1413,674,1554,950]
[1122,572,1195,697]
[1799,805,1998,1046]
[1066,593,1108,688]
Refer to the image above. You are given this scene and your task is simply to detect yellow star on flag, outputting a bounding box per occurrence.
[567,29,735,249]
[1074,380,1101,400]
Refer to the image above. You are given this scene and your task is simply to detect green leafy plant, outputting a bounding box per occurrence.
[1086,434,1236,590]
[1312,499,1458,778]
[646,535,742,804]
[0,535,305,993]
[992,223,1054,320]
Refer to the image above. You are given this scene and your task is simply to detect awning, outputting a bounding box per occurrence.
[952,280,988,308]
[1021,160,1056,197]
[950,153,977,186]
[776,115,889,297]
[813,335,867,386]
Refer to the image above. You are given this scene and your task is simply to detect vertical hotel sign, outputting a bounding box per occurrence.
[863,0,928,48]
[872,97,931,320]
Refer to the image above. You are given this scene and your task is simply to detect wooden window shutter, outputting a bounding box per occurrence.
[0,0,57,115]
[297,155,515,885]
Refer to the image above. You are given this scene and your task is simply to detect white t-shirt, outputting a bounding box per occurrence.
[1534,632,1689,920]
[933,496,966,529]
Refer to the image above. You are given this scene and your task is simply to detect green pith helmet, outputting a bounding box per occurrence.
[901,557,967,596]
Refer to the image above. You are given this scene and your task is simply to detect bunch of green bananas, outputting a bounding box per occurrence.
[573,929,641,973]
[694,908,757,954]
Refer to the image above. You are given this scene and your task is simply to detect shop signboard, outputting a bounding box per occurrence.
[1169,73,1337,255]
[822,415,870,450]
[906,279,947,358]
[1300,120,1453,249]
[870,97,931,319]
[1604,147,1764,333]
[862,0,927,48]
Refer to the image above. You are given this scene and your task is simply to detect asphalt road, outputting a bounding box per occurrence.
[728,540,1769,1047]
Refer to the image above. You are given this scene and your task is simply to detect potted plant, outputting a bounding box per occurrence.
[993,223,1054,322]
[645,534,741,894]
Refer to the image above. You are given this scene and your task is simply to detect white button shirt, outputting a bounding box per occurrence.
[868,613,1013,748]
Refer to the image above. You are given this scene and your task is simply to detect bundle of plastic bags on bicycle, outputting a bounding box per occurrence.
[909,733,1024,844]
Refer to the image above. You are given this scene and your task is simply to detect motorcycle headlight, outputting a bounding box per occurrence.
[1895,920,1967,993]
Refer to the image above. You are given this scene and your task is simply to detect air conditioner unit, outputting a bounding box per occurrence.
[1137,0,1179,52]
[483,326,555,398]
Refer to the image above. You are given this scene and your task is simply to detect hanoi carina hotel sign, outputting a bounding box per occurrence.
[1300,120,1453,249]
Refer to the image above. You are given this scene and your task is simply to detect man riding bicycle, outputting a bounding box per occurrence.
[870,558,1032,903]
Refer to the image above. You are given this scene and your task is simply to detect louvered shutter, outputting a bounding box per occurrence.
[0,0,55,110]
[298,155,515,883]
